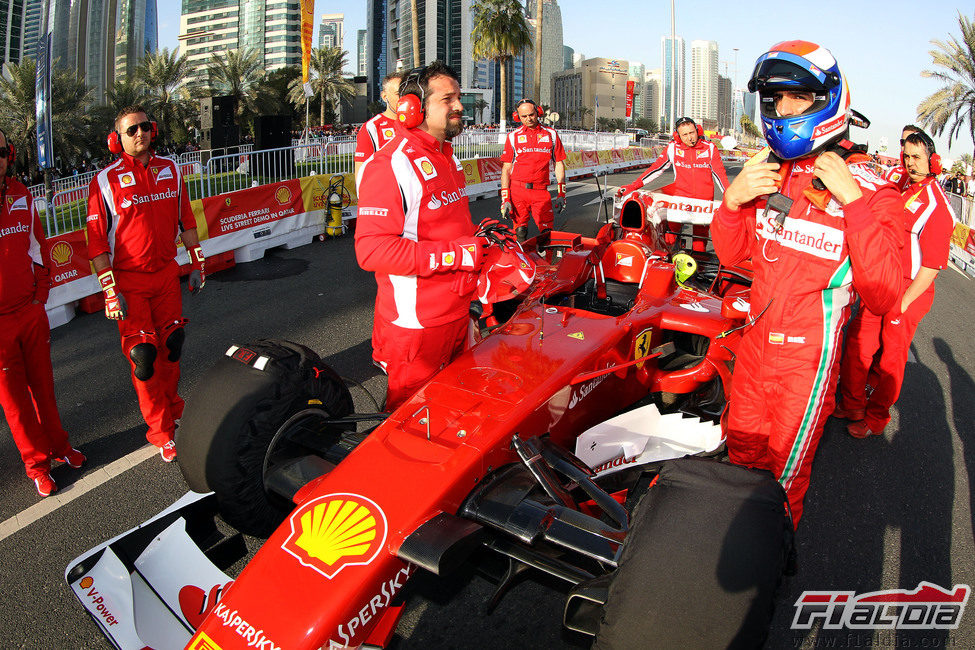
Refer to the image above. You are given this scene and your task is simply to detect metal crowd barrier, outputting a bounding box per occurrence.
[202,141,353,198]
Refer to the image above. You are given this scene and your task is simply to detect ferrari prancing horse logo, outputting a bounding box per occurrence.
[634,328,653,369]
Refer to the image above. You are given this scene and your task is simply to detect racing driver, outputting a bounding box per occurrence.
[354,72,404,175]
[355,62,488,412]
[836,131,955,438]
[86,106,205,463]
[616,116,729,251]
[710,41,902,525]
[499,98,567,242]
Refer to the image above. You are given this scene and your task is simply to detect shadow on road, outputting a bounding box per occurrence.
[768,344,954,648]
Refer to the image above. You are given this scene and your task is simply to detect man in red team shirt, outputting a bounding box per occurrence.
[836,131,955,438]
[499,98,567,242]
[86,106,205,463]
[0,128,85,496]
[355,62,488,411]
[617,117,729,250]
[354,72,404,175]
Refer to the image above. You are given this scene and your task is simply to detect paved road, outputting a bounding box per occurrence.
[1,171,973,649]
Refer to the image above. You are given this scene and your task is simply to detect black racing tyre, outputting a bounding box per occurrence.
[593,457,793,650]
[175,339,353,536]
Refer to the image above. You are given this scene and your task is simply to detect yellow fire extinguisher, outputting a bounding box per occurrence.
[325,175,349,237]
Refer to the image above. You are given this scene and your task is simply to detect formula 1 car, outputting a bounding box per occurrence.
[65,198,791,650]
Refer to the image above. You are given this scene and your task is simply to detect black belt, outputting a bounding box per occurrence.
[513,181,547,189]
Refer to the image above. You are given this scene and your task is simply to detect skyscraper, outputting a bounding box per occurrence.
[48,0,158,104]
[660,35,684,129]
[357,29,366,76]
[563,45,573,71]
[385,0,472,88]
[365,0,388,101]
[179,0,300,89]
[629,62,645,120]
[644,68,661,129]
[0,2,25,64]
[690,40,718,129]
[319,13,343,50]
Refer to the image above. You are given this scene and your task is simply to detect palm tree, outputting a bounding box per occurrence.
[917,11,975,146]
[205,48,266,133]
[532,0,543,102]
[472,97,489,124]
[137,48,193,146]
[107,77,148,113]
[471,0,532,127]
[410,0,421,67]
[0,59,93,172]
[287,47,355,127]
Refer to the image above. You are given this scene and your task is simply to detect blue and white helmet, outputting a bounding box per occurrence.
[747,41,851,160]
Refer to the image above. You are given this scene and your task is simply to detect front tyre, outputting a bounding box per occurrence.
[176,340,353,536]
[594,458,792,649]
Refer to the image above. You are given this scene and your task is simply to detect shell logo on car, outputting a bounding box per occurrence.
[282,493,388,579]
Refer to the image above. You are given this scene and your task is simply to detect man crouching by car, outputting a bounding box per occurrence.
[355,61,489,412]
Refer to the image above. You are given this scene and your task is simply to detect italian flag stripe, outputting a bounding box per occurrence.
[780,258,852,490]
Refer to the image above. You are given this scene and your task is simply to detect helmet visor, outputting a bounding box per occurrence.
[748,51,840,94]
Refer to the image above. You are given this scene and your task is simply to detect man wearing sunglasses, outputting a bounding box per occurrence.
[86,106,205,463]
[0,129,85,496]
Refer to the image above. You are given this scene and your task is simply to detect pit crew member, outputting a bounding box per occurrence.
[836,131,954,438]
[710,41,902,525]
[86,106,205,463]
[617,117,729,251]
[354,72,404,175]
[883,124,921,192]
[0,128,85,496]
[499,98,567,242]
[355,62,488,411]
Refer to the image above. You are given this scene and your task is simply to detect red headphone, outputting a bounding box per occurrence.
[512,99,543,123]
[2,141,15,165]
[107,120,158,155]
[673,117,704,141]
[908,132,942,176]
[395,67,426,130]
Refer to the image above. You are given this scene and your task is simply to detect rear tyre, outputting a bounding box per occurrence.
[176,340,353,536]
[594,457,792,649]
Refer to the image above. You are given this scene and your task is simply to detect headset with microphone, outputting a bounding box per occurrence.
[673,116,704,141]
[909,131,942,176]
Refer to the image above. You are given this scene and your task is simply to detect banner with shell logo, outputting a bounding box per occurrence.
[281,493,388,580]
[46,230,91,287]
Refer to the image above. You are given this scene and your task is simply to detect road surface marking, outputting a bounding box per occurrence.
[0,444,157,543]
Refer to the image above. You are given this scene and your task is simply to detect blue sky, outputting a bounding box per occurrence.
[158,1,974,161]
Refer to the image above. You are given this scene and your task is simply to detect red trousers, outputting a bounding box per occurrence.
[0,302,72,479]
[511,186,555,231]
[115,263,185,447]
[381,317,470,412]
[839,286,934,431]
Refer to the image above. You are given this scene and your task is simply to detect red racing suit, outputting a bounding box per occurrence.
[355,113,400,164]
[500,124,567,230]
[86,152,196,447]
[711,155,902,525]
[838,176,954,431]
[355,127,477,411]
[0,178,74,479]
[630,138,729,250]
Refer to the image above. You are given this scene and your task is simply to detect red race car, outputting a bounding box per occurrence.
[66,201,790,650]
